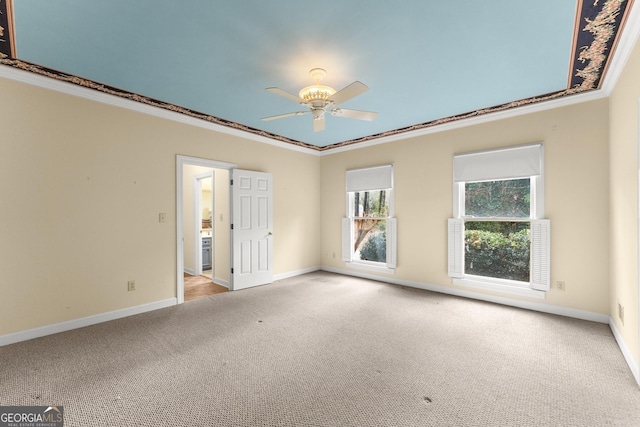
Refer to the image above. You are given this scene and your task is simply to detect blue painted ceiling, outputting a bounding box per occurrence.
[4,1,634,149]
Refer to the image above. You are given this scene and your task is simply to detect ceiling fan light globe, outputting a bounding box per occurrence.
[298,85,336,102]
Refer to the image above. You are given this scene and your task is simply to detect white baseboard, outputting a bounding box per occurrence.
[0,298,177,347]
[213,277,230,288]
[184,267,195,275]
[274,266,321,282]
[609,318,640,386]
[322,265,640,386]
[321,265,609,324]
[0,266,319,346]
[0,266,321,347]
[5,267,636,389]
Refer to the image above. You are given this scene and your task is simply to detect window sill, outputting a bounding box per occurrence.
[453,277,546,299]
[346,261,395,275]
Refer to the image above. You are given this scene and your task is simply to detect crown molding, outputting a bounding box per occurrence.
[318,89,608,155]
[1,61,610,158]
[0,64,320,156]
[2,0,637,158]
[600,0,640,96]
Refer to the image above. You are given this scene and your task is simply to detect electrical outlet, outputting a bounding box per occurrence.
[556,281,565,291]
[618,303,625,324]
[159,213,167,223]
[128,280,136,292]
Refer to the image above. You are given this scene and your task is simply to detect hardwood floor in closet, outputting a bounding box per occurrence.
[184,273,228,301]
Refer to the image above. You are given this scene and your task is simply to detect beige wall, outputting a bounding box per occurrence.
[1,45,637,360]
[0,76,321,336]
[610,35,640,364]
[321,99,611,314]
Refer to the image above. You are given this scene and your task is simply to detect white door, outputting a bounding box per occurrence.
[231,169,273,290]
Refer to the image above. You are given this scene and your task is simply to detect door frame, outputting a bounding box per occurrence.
[176,155,236,304]
[193,171,214,276]
[637,98,640,385]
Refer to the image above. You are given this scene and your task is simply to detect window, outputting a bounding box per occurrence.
[343,165,397,270]
[448,144,550,295]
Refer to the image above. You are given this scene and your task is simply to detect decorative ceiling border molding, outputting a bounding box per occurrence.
[569,0,634,90]
[0,0,16,58]
[0,0,635,153]
[325,0,635,151]
[0,57,321,151]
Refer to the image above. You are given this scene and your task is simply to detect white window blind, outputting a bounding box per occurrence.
[454,144,542,183]
[346,164,393,192]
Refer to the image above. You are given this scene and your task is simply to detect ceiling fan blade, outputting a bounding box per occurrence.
[313,116,325,132]
[266,87,303,104]
[328,81,368,105]
[261,111,308,121]
[331,108,378,121]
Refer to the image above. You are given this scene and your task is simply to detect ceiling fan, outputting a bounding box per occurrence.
[262,68,378,132]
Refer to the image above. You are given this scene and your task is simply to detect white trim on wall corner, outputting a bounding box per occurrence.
[609,318,640,386]
[600,2,640,96]
[637,97,640,388]
[0,298,177,347]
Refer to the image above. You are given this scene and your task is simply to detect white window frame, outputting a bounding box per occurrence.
[343,164,397,273]
[449,144,550,299]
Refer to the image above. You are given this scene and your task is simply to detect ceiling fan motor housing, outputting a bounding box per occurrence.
[311,107,326,120]
[263,68,375,131]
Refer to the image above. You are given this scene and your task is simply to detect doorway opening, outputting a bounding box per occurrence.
[183,170,227,302]
[194,171,214,278]
[177,156,236,304]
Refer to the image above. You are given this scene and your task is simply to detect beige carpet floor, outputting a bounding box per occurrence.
[1,271,639,426]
